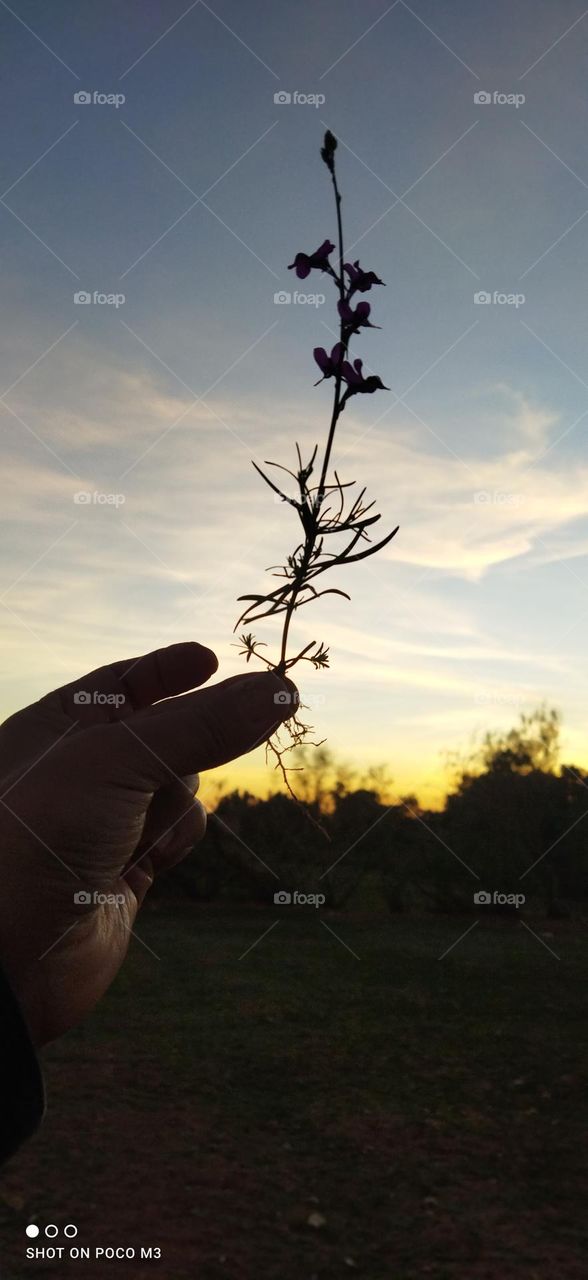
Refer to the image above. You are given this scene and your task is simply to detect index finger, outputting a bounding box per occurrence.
[43,642,219,721]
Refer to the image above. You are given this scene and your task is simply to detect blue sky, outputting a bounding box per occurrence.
[2,0,588,805]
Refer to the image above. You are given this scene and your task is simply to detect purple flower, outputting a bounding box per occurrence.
[344,260,385,295]
[341,357,366,386]
[313,341,345,383]
[288,238,335,280]
[337,299,380,332]
[340,358,388,410]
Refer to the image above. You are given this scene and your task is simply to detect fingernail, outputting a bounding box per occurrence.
[235,672,298,729]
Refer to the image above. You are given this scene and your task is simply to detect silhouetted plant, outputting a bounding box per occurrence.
[234,131,398,791]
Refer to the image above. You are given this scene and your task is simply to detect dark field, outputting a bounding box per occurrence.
[1,905,586,1279]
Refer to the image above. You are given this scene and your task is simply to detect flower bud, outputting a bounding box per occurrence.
[321,130,337,172]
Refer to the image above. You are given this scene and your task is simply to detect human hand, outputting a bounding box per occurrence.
[0,642,295,1045]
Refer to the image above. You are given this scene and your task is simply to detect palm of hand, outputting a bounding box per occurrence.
[0,644,216,1043]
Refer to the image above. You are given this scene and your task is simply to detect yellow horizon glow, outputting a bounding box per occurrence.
[198,750,452,813]
[198,718,588,815]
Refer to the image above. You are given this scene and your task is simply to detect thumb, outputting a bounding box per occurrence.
[69,670,299,789]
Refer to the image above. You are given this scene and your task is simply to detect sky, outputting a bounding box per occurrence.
[1,0,588,808]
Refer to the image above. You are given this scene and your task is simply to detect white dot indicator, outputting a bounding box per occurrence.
[25,1225,39,1238]
[45,1225,58,1238]
[64,1225,78,1238]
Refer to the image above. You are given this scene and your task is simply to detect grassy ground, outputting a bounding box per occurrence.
[1,904,587,1279]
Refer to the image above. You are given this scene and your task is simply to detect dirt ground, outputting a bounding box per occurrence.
[1,906,586,1279]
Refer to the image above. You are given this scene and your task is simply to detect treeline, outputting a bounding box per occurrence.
[160,708,588,917]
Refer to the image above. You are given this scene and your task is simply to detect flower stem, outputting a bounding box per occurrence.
[317,164,345,505]
[276,156,346,674]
